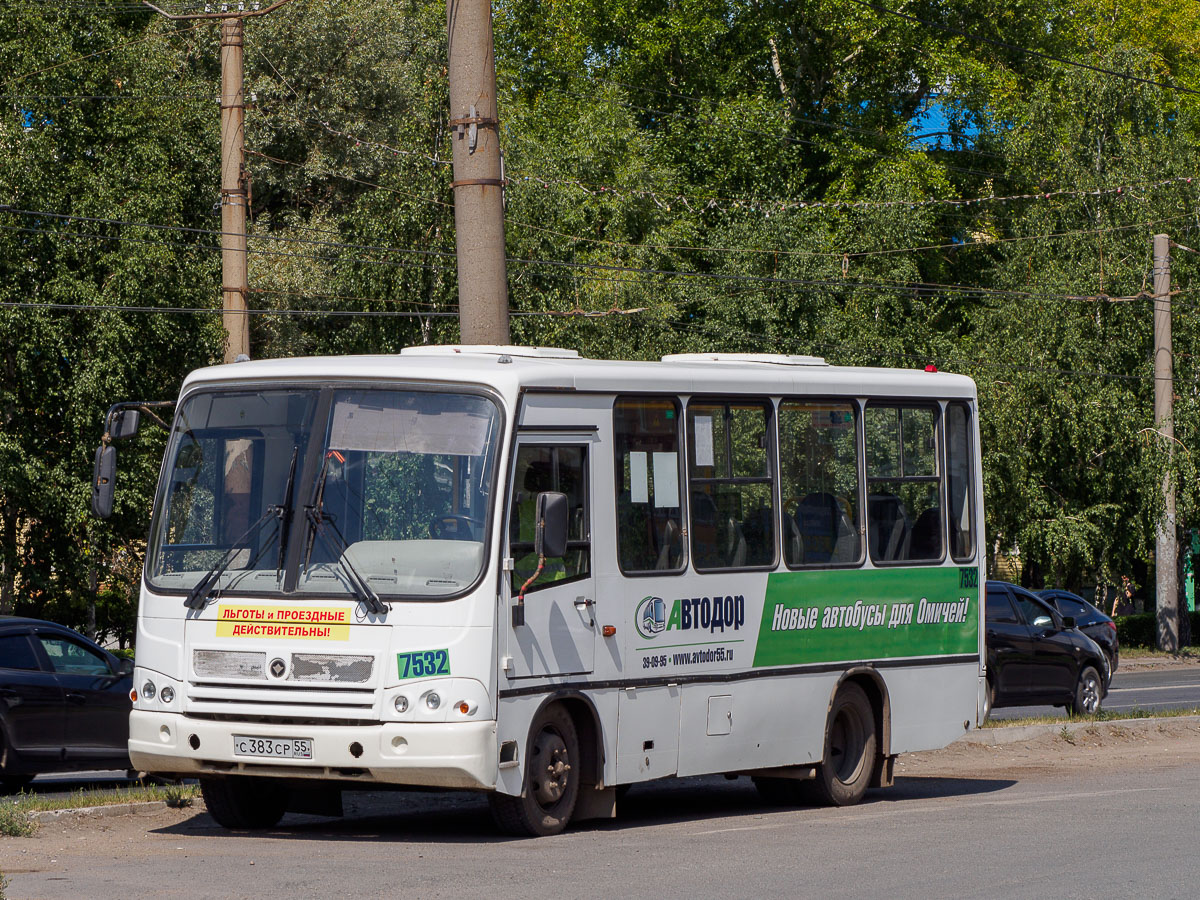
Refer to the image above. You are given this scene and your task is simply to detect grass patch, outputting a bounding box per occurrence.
[0,803,36,837]
[984,706,1200,728]
[0,783,200,833]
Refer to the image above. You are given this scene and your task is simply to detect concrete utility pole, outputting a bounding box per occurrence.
[143,0,299,361]
[1153,233,1179,652]
[446,0,510,345]
[220,16,249,363]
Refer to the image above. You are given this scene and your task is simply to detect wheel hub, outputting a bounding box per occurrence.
[531,730,571,807]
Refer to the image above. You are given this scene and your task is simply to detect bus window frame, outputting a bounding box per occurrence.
[684,395,779,574]
[507,441,593,595]
[611,394,688,578]
[776,396,866,571]
[944,399,978,564]
[863,400,948,568]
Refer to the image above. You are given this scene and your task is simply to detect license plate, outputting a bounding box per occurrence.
[232,735,313,759]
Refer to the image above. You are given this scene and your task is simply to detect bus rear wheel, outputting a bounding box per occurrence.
[489,704,580,837]
[200,775,289,829]
[809,682,877,807]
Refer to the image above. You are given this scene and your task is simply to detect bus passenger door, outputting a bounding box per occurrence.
[505,440,596,678]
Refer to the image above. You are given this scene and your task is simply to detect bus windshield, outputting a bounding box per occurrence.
[147,386,501,601]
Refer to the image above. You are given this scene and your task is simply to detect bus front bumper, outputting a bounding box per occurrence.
[129,710,498,790]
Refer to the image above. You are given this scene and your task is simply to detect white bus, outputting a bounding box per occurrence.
[93,346,985,836]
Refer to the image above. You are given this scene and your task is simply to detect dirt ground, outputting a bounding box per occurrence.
[898,717,1200,781]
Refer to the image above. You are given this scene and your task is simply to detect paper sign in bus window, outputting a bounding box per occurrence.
[629,451,649,503]
[652,452,679,507]
[694,416,714,467]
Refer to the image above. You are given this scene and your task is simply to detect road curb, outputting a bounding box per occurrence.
[962,713,1200,746]
[29,800,170,823]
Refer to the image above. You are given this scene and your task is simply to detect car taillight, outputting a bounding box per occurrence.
[1106,621,1117,632]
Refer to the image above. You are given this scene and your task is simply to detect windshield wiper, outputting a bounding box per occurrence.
[303,509,386,614]
[301,451,386,615]
[184,506,284,610]
[274,445,300,580]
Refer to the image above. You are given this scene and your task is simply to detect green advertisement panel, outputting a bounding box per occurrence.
[753,566,980,667]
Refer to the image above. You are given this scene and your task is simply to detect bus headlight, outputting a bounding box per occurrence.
[424,691,441,711]
[159,686,175,704]
[141,680,157,700]
[394,694,409,714]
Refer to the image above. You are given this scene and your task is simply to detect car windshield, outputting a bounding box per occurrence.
[147,386,501,600]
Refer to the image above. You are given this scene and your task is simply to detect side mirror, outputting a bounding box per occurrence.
[117,657,134,676]
[91,444,117,519]
[534,491,569,559]
[109,408,140,440]
[1061,616,1076,629]
[1032,615,1053,628]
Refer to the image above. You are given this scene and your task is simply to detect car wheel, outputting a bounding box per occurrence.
[0,729,33,793]
[805,682,877,807]
[199,776,289,829]
[1068,665,1104,716]
[488,703,580,836]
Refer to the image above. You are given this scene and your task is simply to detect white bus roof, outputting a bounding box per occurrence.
[181,345,977,400]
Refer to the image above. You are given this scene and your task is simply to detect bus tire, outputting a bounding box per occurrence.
[488,704,580,837]
[808,682,877,807]
[200,775,289,829]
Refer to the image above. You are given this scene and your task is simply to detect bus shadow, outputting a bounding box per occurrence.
[150,774,1016,843]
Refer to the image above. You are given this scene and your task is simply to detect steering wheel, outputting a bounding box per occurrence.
[430,515,479,540]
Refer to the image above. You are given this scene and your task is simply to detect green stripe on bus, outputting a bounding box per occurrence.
[753,566,979,667]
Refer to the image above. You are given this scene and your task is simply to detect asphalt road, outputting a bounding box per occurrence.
[5,766,1198,899]
[992,663,1200,720]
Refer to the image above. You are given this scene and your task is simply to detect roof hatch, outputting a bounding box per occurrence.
[660,353,827,366]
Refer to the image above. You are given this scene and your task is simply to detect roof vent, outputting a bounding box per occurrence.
[660,353,827,366]
[401,345,580,360]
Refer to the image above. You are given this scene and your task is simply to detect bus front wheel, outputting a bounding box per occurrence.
[200,775,289,829]
[489,704,580,837]
[809,682,877,807]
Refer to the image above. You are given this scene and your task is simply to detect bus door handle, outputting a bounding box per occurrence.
[574,596,595,627]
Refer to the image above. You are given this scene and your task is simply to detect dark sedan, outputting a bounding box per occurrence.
[984,581,1108,720]
[0,616,133,792]
[1038,588,1119,677]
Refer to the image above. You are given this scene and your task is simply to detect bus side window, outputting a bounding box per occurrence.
[865,405,942,564]
[778,401,861,567]
[686,401,776,570]
[509,445,590,592]
[945,402,976,561]
[614,397,685,574]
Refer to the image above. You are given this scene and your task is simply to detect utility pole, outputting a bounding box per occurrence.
[446,0,510,345]
[1153,232,1179,652]
[220,16,249,363]
[143,0,297,361]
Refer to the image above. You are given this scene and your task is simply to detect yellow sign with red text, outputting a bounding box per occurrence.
[215,605,350,640]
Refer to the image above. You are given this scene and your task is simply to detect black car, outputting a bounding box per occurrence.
[984,581,1108,721]
[1038,588,1119,677]
[0,616,133,792]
